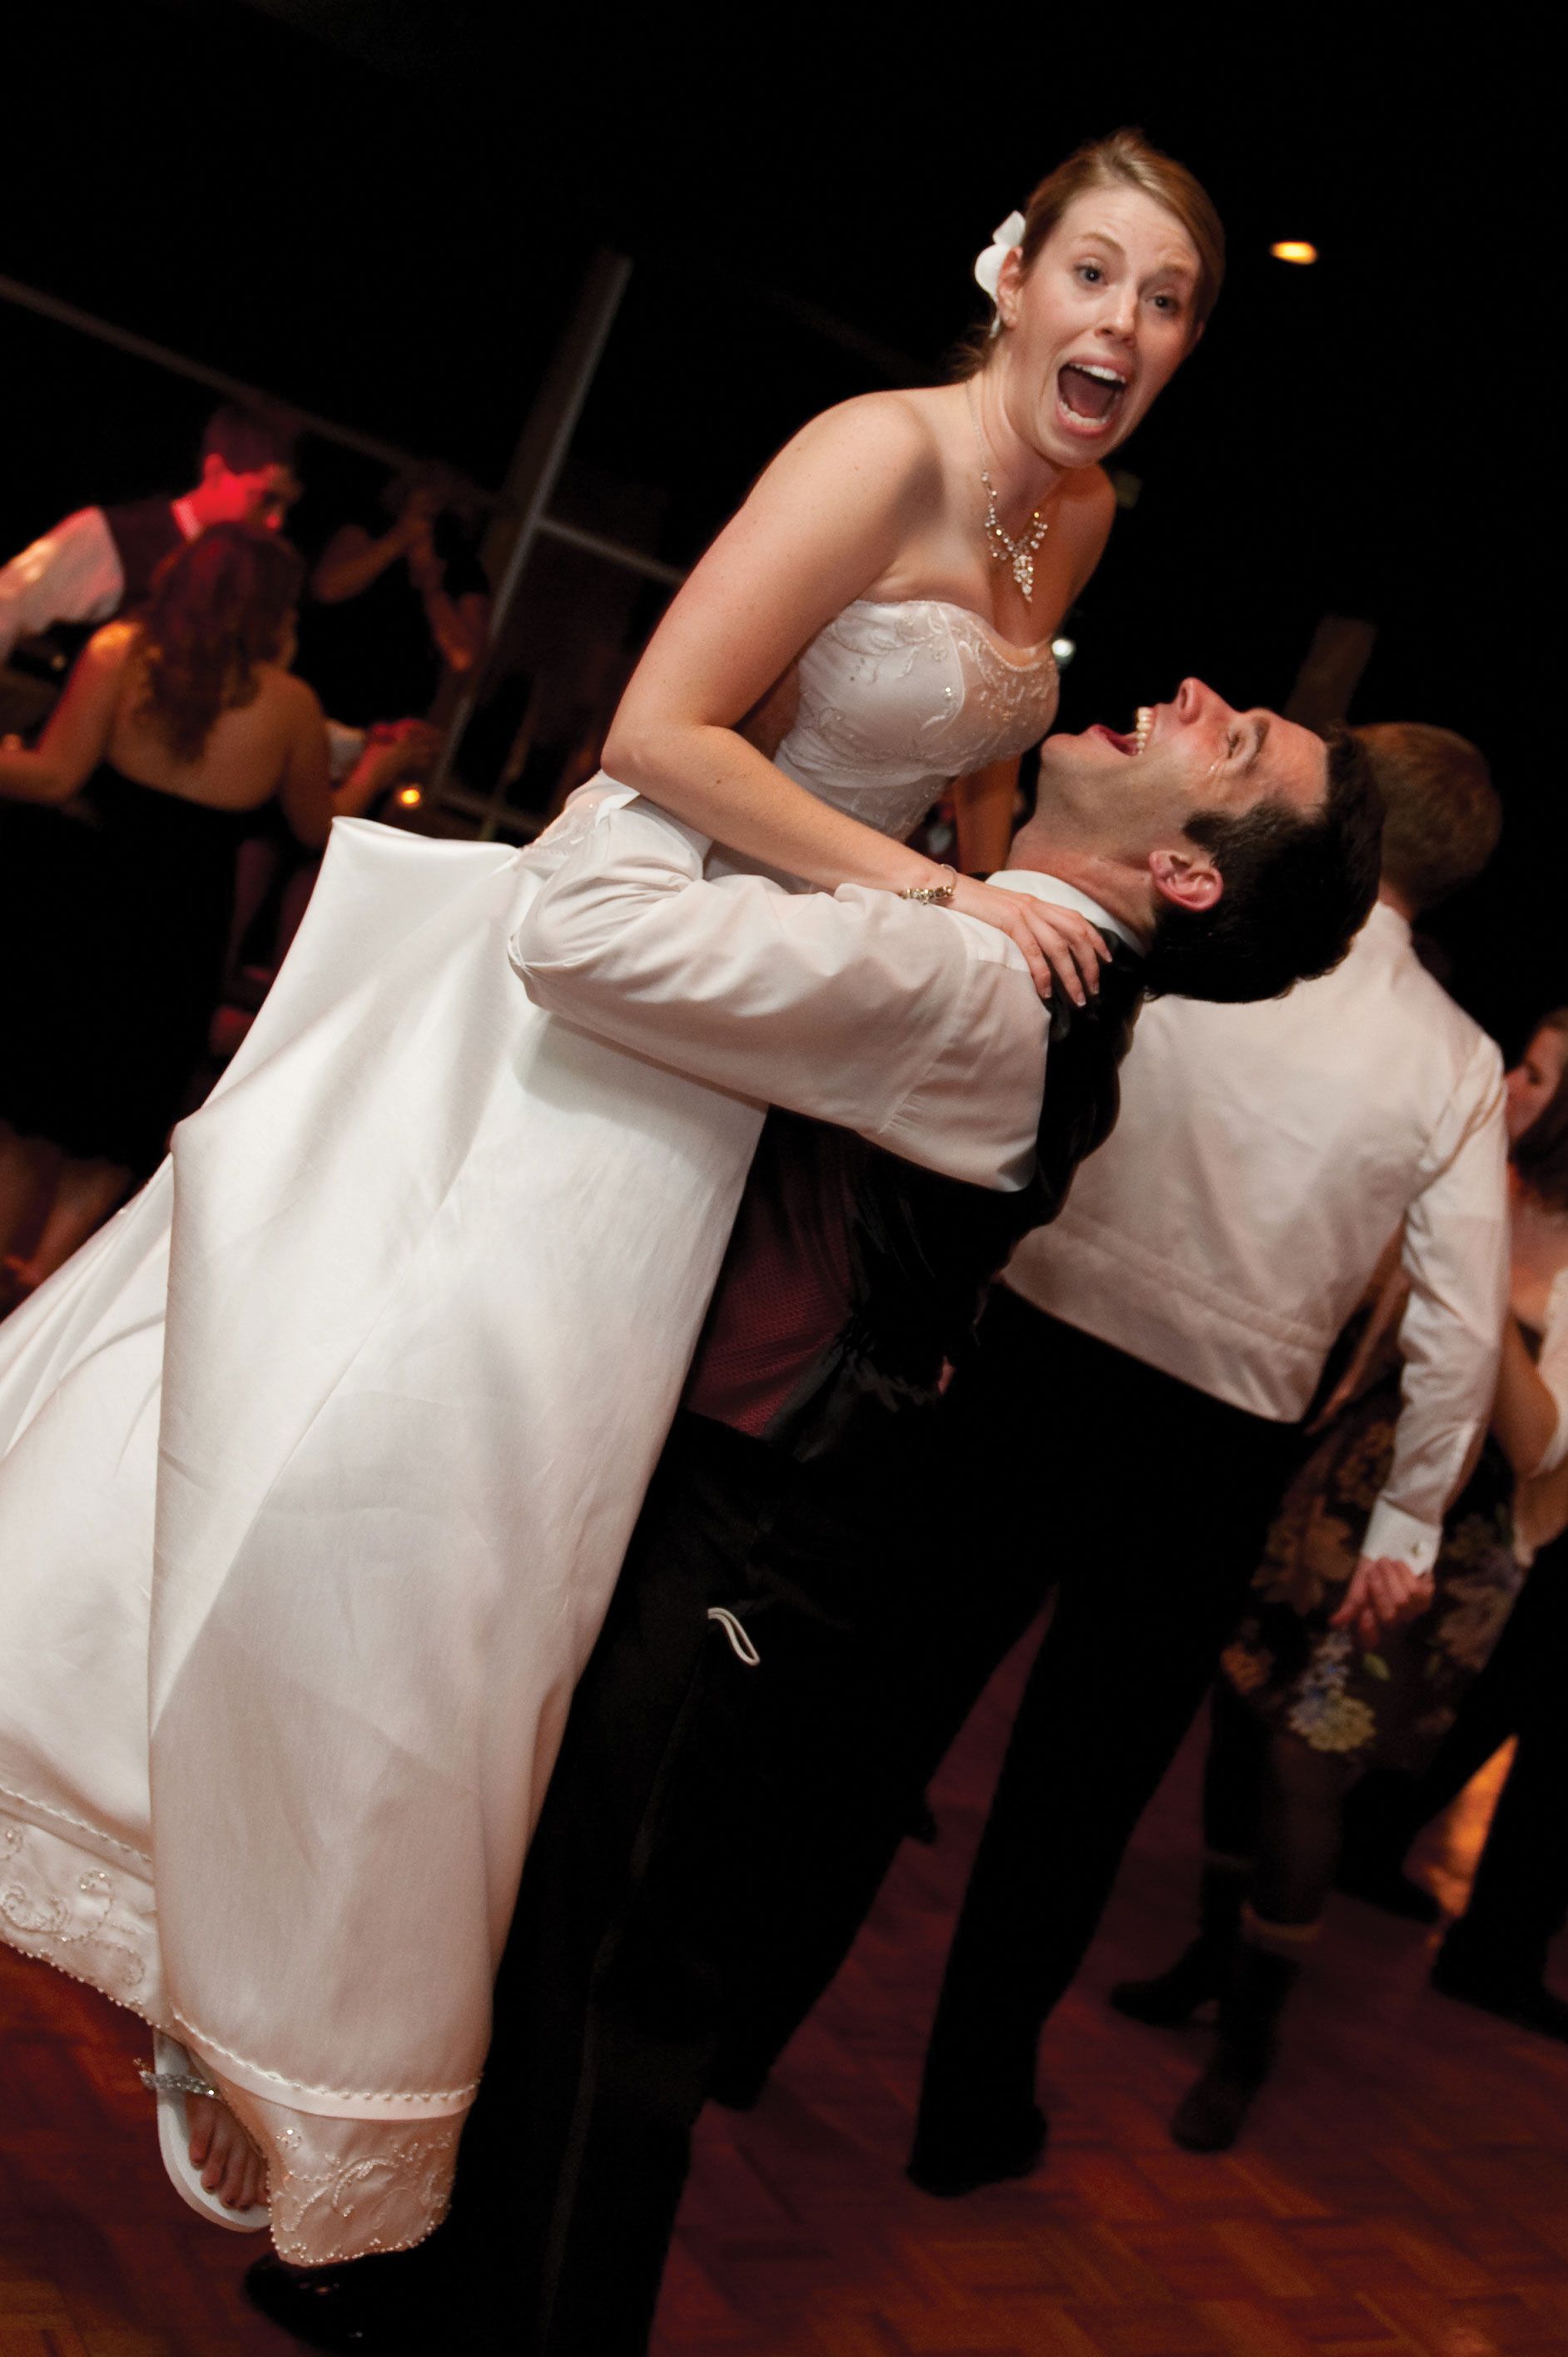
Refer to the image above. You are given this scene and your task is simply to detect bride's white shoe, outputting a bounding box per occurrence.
[140,2032,270,2233]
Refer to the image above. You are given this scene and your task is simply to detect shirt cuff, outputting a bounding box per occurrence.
[325,720,367,782]
[1362,1497,1442,1575]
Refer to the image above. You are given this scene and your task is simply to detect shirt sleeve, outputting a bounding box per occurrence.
[0,507,125,661]
[324,720,367,781]
[510,788,1049,1191]
[1362,1031,1510,1571]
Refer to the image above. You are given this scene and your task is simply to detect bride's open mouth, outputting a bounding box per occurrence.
[1057,360,1129,432]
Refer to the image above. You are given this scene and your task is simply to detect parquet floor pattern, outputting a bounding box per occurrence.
[2,1630,1564,2355]
[653,1637,1568,2357]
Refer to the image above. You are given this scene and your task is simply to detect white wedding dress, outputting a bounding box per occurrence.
[0,600,1057,2260]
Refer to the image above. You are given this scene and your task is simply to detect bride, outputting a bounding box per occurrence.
[0,129,1221,2259]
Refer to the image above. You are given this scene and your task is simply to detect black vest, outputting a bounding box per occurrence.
[102,497,185,607]
[767,939,1147,1461]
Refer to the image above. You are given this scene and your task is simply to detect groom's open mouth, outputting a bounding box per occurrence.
[1089,706,1154,757]
[1057,360,1130,430]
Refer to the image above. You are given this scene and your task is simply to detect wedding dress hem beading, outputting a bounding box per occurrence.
[0,1811,162,2018]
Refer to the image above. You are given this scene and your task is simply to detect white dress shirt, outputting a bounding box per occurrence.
[513,789,1073,1190]
[0,499,201,662]
[0,506,124,661]
[1007,901,1510,1571]
[988,866,1140,952]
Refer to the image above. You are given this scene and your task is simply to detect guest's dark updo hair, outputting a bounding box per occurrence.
[1512,1010,1568,1214]
[1140,730,1383,1005]
[954,127,1226,380]
[136,523,305,763]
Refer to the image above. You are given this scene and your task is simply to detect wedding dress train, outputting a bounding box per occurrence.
[0,791,767,2254]
[0,598,1058,2258]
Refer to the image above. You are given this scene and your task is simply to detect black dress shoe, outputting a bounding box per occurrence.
[906,2104,1047,2198]
[244,2255,380,2351]
[1432,1952,1568,2042]
[1110,1936,1227,2026]
[707,2056,770,2111]
[1169,2058,1263,2152]
[906,1794,940,1847]
[1169,1947,1299,2156]
[1334,1858,1441,1923]
[243,2250,448,2354]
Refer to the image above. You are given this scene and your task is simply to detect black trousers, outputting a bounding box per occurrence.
[1420,1532,1568,1983]
[677,1289,1309,2141]
[910,1290,1306,2145]
[442,1299,1302,2350]
[444,1406,954,2355]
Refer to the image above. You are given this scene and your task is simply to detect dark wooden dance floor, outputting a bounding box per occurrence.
[3,1625,1566,2355]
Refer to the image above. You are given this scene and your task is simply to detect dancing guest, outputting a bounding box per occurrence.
[0,526,424,1297]
[302,464,491,727]
[0,129,1221,2273]
[1113,1005,1568,2149]
[0,406,300,662]
[836,721,1506,2199]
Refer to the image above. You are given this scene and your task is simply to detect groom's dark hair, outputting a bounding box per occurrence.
[1144,731,1383,1003]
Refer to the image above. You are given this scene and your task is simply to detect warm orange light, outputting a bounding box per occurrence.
[396,786,423,808]
[1270,241,1318,265]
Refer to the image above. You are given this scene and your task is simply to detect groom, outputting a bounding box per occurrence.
[246,680,1380,2354]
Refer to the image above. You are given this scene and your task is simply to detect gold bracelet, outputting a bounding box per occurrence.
[898,864,957,906]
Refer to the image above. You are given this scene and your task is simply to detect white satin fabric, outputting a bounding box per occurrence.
[514,800,1054,1192]
[0,598,1059,2260]
[774,598,1059,841]
[2,798,764,2256]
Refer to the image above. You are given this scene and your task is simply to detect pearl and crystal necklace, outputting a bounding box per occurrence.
[965,383,1050,603]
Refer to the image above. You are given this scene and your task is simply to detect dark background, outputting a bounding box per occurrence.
[4,1,1551,1045]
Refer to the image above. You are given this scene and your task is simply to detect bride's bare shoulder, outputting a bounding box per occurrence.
[767,390,946,502]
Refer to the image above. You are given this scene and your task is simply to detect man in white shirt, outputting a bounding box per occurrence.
[903,722,1508,2199]
[0,404,300,665]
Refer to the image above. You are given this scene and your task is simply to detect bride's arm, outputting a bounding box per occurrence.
[603,395,941,892]
[602,396,1101,1003]
[954,760,1020,876]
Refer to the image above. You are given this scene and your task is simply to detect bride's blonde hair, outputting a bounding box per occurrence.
[955,128,1225,379]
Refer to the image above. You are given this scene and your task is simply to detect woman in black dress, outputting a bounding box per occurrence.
[0,524,418,1308]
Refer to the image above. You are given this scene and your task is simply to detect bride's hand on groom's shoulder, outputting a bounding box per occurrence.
[947,876,1107,1008]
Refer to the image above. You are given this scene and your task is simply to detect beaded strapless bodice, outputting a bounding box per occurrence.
[775,598,1060,843]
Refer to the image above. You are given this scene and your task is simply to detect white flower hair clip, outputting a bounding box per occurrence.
[973,210,1026,301]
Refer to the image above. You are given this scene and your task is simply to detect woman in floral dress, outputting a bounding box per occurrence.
[1112,1009,1568,2151]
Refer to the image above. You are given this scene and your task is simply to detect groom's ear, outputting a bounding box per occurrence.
[1149,844,1223,914]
